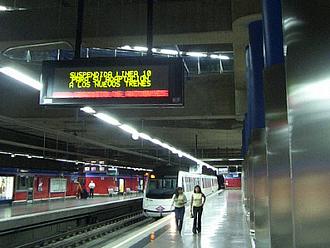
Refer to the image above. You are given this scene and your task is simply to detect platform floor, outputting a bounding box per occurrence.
[0,194,142,220]
[145,190,251,248]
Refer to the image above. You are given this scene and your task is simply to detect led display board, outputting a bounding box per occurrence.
[40,57,184,106]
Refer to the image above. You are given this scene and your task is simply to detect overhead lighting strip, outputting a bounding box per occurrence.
[0,151,152,172]
[0,67,42,90]
[81,106,216,171]
[117,45,230,60]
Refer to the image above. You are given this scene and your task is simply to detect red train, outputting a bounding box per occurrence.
[224,173,241,189]
[0,166,147,204]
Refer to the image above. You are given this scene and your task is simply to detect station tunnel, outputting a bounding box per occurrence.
[0,1,329,247]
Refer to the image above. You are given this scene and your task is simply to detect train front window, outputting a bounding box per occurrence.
[146,178,177,199]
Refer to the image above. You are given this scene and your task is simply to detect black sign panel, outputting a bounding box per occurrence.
[40,57,184,106]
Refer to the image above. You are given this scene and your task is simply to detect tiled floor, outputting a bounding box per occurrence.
[0,194,142,220]
[145,190,252,248]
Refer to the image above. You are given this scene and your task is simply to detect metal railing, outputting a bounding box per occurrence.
[1,43,234,75]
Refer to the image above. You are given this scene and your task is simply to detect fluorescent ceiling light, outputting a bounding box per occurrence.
[119,45,133,50]
[210,54,230,60]
[0,5,9,11]
[82,109,216,171]
[0,67,42,90]
[160,143,171,150]
[228,158,244,161]
[159,49,179,55]
[186,52,207,57]
[139,132,152,141]
[94,113,121,126]
[119,124,138,134]
[169,147,178,154]
[151,138,163,146]
[80,106,96,114]
[132,133,139,140]
[133,46,148,52]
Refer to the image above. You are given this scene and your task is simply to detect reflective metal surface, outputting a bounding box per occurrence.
[247,148,255,232]
[263,64,293,247]
[249,130,270,248]
[283,1,330,247]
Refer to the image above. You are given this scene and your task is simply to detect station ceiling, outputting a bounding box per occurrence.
[0,0,261,170]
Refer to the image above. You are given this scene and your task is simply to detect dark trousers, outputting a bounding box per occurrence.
[193,206,203,232]
[89,188,94,198]
[174,207,185,232]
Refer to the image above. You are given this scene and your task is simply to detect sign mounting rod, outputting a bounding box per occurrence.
[146,0,154,57]
[74,0,85,59]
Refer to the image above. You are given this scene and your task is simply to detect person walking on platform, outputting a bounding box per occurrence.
[88,180,96,198]
[171,187,187,233]
[76,181,82,199]
[191,185,206,234]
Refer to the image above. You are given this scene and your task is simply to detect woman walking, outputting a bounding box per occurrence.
[191,185,206,234]
[172,187,187,233]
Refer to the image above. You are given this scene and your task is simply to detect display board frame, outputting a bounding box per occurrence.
[40,57,184,107]
[50,178,67,193]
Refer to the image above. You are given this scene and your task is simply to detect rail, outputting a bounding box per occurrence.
[0,198,143,248]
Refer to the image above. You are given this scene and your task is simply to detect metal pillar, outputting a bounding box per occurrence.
[262,0,285,67]
[262,1,293,247]
[248,21,265,129]
[146,0,154,56]
[247,20,270,248]
[74,0,85,59]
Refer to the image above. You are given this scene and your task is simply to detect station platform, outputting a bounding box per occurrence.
[0,194,142,220]
[144,190,251,248]
[101,190,252,248]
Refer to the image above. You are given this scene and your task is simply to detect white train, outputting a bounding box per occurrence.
[143,171,218,217]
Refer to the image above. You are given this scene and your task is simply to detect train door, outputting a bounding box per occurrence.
[119,178,125,193]
[16,175,33,202]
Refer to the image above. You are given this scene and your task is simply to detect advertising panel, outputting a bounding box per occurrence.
[0,176,14,201]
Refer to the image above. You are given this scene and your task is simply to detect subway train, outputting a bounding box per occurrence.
[143,170,218,217]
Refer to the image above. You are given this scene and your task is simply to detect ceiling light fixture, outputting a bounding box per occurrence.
[132,133,139,140]
[133,46,148,52]
[119,45,132,50]
[186,52,207,58]
[138,132,152,141]
[82,111,216,171]
[210,54,230,60]
[80,106,96,114]
[228,158,244,161]
[0,5,9,11]
[159,49,179,55]
[94,113,121,126]
[119,124,138,135]
[151,138,163,146]
[0,66,42,90]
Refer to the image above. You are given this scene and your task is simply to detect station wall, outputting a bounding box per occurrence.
[0,168,145,204]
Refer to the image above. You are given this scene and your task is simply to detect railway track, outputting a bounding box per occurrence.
[19,211,152,248]
[0,198,144,248]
